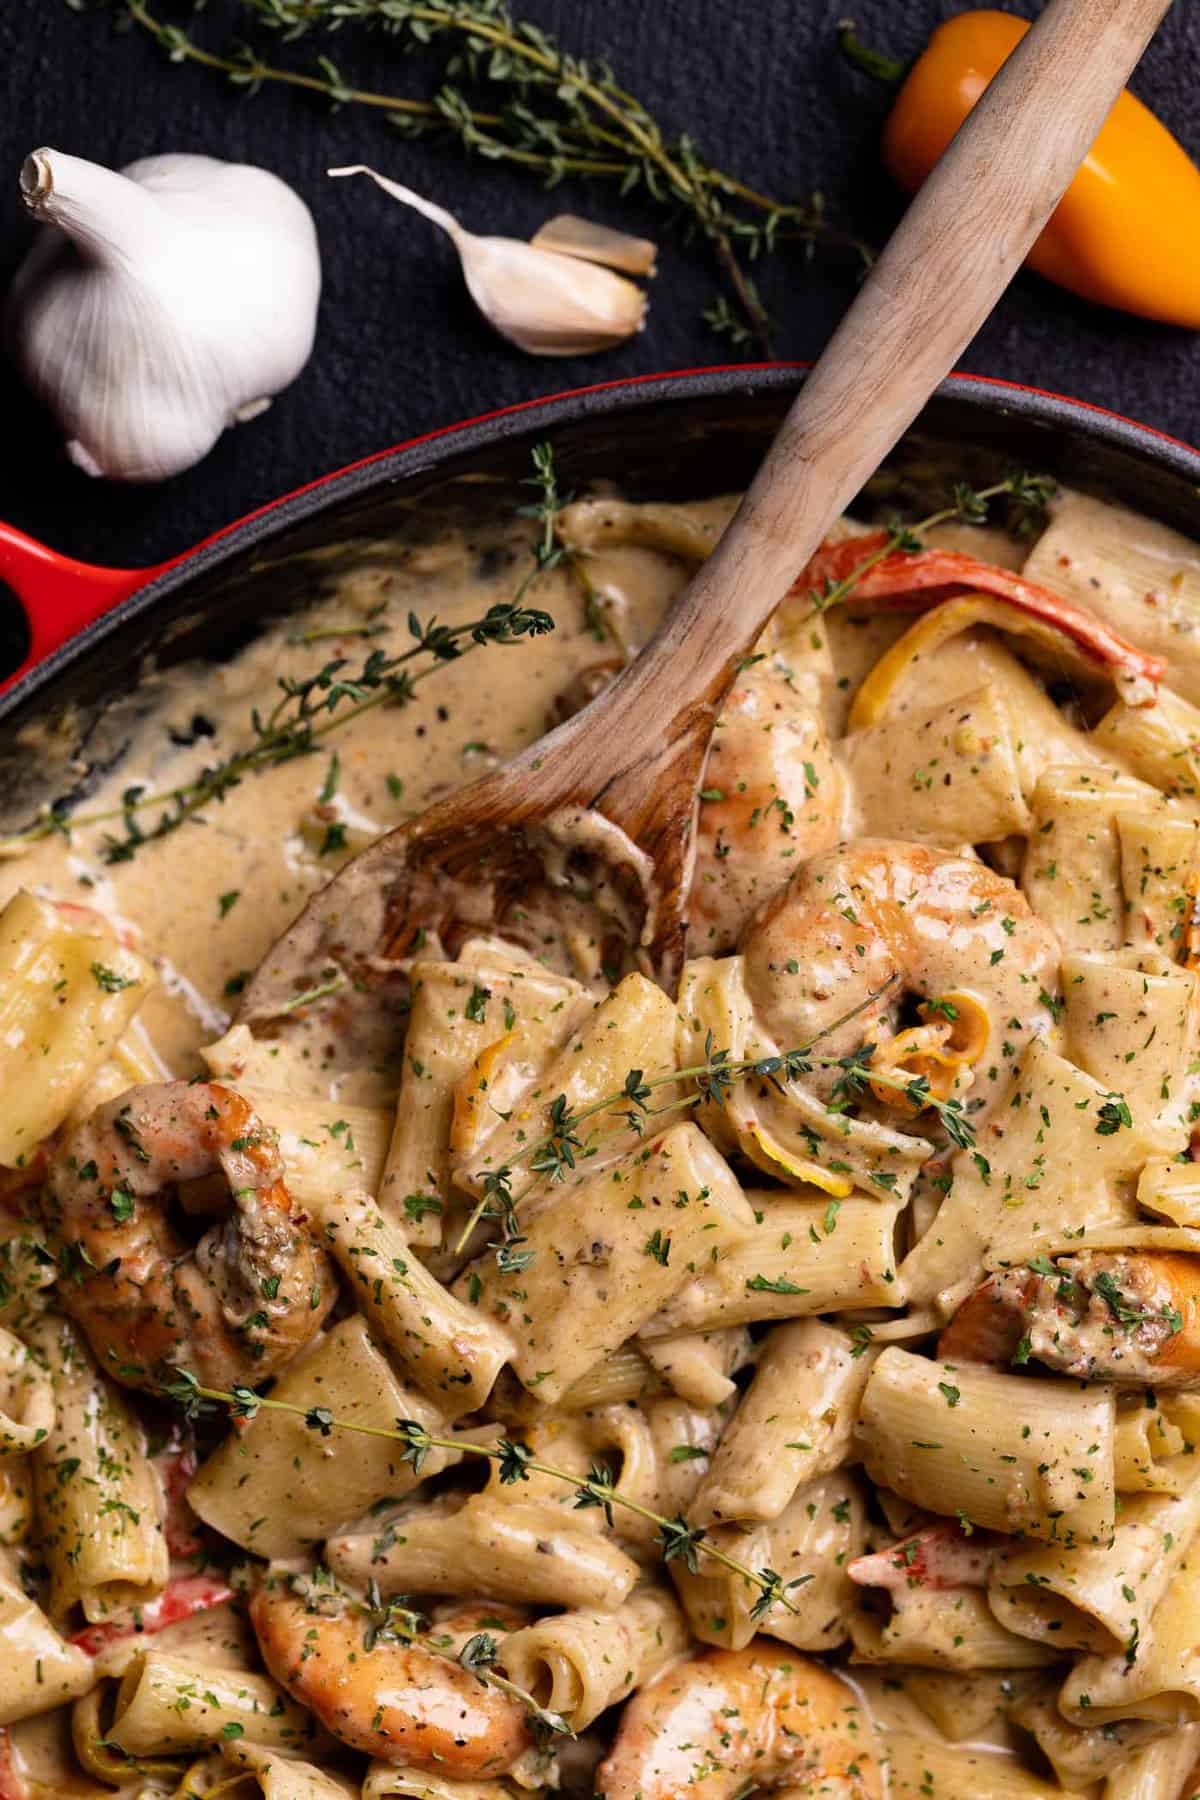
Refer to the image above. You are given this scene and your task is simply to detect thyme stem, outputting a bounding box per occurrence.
[798,473,1055,624]
[167,1375,799,1619]
[102,0,872,344]
[449,973,976,1257]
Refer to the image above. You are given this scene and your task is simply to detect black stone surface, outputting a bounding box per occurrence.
[1,0,1198,566]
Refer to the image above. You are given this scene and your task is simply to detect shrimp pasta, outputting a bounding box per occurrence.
[7,462,1200,1799]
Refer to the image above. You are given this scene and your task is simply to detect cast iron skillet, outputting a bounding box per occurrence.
[1,365,1198,832]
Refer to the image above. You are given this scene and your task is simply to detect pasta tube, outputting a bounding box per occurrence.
[0,1553,93,1724]
[857,1347,1115,1543]
[639,1191,903,1335]
[187,1316,457,1557]
[314,1191,511,1416]
[1114,1393,1200,1493]
[881,1728,1071,1798]
[0,890,154,1165]
[384,953,587,1242]
[455,1123,755,1403]
[841,684,1031,844]
[900,1670,1044,1744]
[1094,686,1200,804]
[1060,948,1196,1149]
[671,1471,864,1653]
[28,1314,168,1622]
[1101,1723,1200,1800]
[1021,766,1166,954]
[0,1325,53,1456]
[1008,1688,1173,1789]
[902,1037,1153,1310]
[110,1650,321,1755]
[454,971,680,1200]
[0,1458,31,1545]
[222,1741,358,1798]
[989,1481,1200,1655]
[498,1584,688,1729]
[638,1328,749,1408]
[327,1491,640,1611]
[1059,1545,1200,1724]
[1022,489,1200,705]
[691,1319,873,1525]
[364,1766,525,1800]
[554,1342,661,1412]
[237,1088,391,1216]
[1117,812,1199,952]
[849,1582,1056,1673]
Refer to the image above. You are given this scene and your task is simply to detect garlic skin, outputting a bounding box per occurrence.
[329,165,646,356]
[6,149,321,482]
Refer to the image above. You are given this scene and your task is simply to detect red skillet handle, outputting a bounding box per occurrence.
[0,521,165,696]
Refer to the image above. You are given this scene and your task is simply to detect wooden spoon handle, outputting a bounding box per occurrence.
[617,0,1171,713]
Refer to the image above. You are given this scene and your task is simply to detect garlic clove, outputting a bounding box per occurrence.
[531,213,658,278]
[7,147,321,482]
[328,165,647,356]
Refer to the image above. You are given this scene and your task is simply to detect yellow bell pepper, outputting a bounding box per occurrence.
[847,9,1200,328]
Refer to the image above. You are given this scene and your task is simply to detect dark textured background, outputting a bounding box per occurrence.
[2,0,1199,567]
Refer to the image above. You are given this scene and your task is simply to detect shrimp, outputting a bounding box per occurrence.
[249,1573,533,1774]
[40,1081,334,1394]
[689,661,845,955]
[740,840,1060,1123]
[848,1520,998,1592]
[939,1251,1200,1387]
[594,1641,882,1800]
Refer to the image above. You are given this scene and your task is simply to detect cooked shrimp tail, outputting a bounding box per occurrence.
[40,1081,334,1392]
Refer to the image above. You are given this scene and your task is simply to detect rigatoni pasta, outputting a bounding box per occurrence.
[28,1313,168,1622]
[857,1348,1116,1544]
[12,476,1200,1797]
[0,890,154,1165]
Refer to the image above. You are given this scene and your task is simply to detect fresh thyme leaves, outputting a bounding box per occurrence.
[797,471,1057,625]
[333,1572,571,1737]
[455,974,977,1266]
[163,1371,800,1620]
[94,0,871,349]
[4,443,561,864]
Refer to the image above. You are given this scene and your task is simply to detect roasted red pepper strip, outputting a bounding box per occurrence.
[70,1573,234,1658]
[797,533,1165,694]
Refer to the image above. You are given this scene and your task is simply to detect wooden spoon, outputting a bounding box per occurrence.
[243,0,1171,1027]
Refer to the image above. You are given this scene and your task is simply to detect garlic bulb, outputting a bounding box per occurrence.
[6,148,321,482]
[329,165,647,356]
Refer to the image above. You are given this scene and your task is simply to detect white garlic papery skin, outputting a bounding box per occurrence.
[329,165,646,356]
[6,149,322,482]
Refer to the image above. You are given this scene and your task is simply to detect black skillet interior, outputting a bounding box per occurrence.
[3,367,1199,831]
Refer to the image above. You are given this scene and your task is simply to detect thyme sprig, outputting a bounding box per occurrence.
[325,1570,571,1737]
[454,977,976,1261]
[102,0,872,348]
[1,443,562,865]
[163,1370,800,1622]
[798,471,1056,625]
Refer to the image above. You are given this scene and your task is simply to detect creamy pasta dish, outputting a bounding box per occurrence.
[5,465,1200,1800]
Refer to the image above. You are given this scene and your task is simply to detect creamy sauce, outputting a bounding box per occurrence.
[1,521,688,1076]
[7,481,1200,1800]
